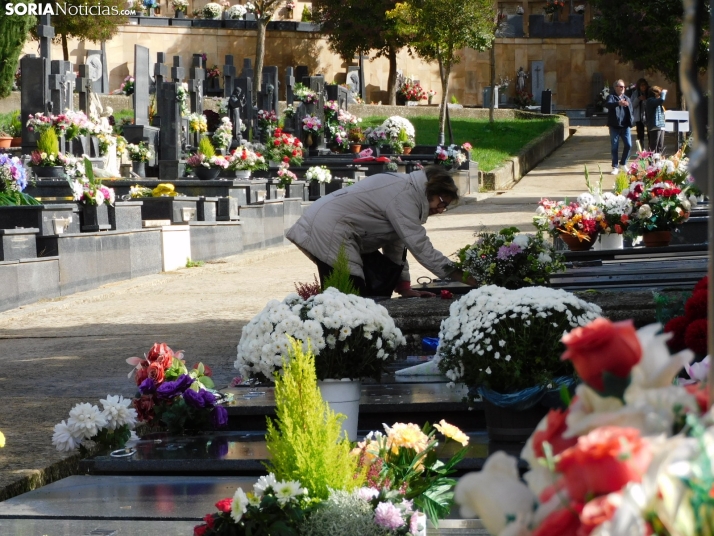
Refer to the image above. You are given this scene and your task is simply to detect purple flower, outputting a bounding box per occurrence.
[211,405,228,428]
[374,502,405,530]
[139,377,156,395]
[496,244,522,260]
[156,374,194,399]
[183,388,217,408]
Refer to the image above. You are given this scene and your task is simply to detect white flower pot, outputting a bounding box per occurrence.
[406,100,418,106]
[317,379,361,441]
[599,233,624,250]
[235,170,251,179]
[413,512,427,536]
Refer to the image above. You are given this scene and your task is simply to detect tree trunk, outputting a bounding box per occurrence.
[386,45,397,106]
[62,33,69,62]
[438,58,451,145]
[489,42,496,123]
[253,19,268,105]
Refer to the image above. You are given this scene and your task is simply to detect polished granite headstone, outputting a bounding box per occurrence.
[0,228,39,261]
[197,197,218,222]
[140,197,200,224]
[0,204,80,238]
[216,197,240,221]
[188,222,243,261]
[109,201,143,231]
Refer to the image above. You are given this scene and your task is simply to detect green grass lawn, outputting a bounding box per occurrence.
[361,116,560,172]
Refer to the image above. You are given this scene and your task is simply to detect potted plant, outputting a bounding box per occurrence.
[364,126,388,155]
[142,0,158,16]
[30,129,66,179]
[380,116,415,154]
[275,162,297,198]
[347,127,365,153]
[171,0,188,17]
[513,89,536,109]
[235,287,407,439]
[187,136,230,180]
[436,285,601,441]
[621,151,695,247]
[8,113,22,147]
[0,154,38,206]
[256,109,279,140]
[301,114,323,154]
[0,129,11,149]
[543,0,564,21]
[427,89,437,105]
[211,117,233,154]
[225,3,247,20]
[125,141,153,178]
[70,157,116,231]
[265,128,304,167]
[434,144,467,169]
[534,194,604,251]
[393,127,415,155]
[202,1,223,19]
[227,144,267,179]
[452,227,565,289]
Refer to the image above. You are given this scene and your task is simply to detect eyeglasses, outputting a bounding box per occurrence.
[437,196,450,211]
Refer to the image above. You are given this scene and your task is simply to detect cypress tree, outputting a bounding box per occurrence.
[0,1,35,98]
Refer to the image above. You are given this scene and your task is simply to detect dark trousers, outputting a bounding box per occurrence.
[315,258,368,296]
[648,129,665,153]
[635,121,646,148]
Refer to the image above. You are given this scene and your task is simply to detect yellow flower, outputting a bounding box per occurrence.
[385,422,429,454]
[0,431,5,448]
[351,439,380,463]
[434,420,469,446]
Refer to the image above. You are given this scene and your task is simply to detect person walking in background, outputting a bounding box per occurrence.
[605,79,634,174]
[645,86,668,153]
[629,78,649,151]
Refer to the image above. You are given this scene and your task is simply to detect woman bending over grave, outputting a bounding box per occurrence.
[286,166,476,298]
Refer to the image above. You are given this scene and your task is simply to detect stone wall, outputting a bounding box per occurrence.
[15,24,677,110]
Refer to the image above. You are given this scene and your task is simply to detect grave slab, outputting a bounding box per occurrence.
[129,229,162,278]
[0,204,80,238]
[140,197,200,224]
[262,200,285,247]
[0,257,60,313]
[0,228,39,261]
[188,222,243,261]
[238,205,265,251]
[109,201,143,231]
[197,197,218,222]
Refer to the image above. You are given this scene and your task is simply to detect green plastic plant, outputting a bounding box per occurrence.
[265,338,361,500]
[322,243,359,296]
[198,136,216,157]
[37,128,60,156]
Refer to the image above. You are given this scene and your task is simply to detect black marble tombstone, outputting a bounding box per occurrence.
[223,55,236,98]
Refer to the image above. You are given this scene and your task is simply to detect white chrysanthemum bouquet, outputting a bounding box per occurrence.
[436,286,601,395]
[52,395,137,453]
[235,287,406,382]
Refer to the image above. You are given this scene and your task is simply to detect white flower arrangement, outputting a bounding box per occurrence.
[52,395,137,452]
[380,116,415,141]
[228,145,267,171]
[202,2,223,18]
[574,4,585,13]
[171,0,188,10]
[436,286,601,393]
[235,287,406,381]
[212,117,233,150]
[226,4,247,18]
[305,165,332,183]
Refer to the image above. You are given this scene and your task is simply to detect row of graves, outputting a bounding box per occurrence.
[0,22,710,534]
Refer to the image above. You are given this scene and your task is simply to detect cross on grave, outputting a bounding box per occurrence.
[189,56,205,115]
[258,79,275,113]
[240,58,253,81]
[261,66,279,112]
[49,60,75,115]
[285,66,295,106]
[223,55,236,98]
[172,56,185,84]
[531,60,544,105]
[133,45,152,126]
[235,76,253,137]
[76,64,93,115]
[21,16,53,153]
[153,53,169,127]
[38,14,54,63]
[159,81,185,180]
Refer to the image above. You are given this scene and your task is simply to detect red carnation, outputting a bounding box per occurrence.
[283,156,289,162]
[194,525,208,536]
[664,315,689,352]
[215,498,233,513]
[684,318,708,356]
[694,276,708,292]
[685,290,708,320]
[203,514,215,529]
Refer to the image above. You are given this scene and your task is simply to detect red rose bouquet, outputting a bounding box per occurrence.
[455,317,711,536]
[126,343,227,434]
[265,128,304,166]
[396,79,426,102]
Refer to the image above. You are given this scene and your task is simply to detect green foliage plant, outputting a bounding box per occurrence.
[198,136,216,157]
[450,95,460,104]
[265,338,361,500]
[300,490,386,536]
[301,4,312,21]
[322,243,359,296]
[37,128,60,156]
[0,2,34,98]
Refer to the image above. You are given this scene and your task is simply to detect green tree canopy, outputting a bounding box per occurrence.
[586,0,709,84]
[388,0,495,140]
[0,1,35,98]
[312,0,407,104]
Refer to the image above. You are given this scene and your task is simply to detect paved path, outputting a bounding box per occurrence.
[0,126,616,498]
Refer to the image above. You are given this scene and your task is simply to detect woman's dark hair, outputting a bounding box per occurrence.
[424,165,459,201]
[637,78,649,89]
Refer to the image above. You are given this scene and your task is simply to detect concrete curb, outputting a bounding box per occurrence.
[482,116,569,190]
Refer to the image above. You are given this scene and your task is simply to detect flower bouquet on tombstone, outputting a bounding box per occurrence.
[52,395,138,453]
[206,65,220,80]
[397,79,427,103]
[436,285,601,412]
[120,75,135,96]
[352,420,469,525]
[235,287,406,383]
[29,129,68,178]
[364,126,389,148]
[434,144,466,170]
[324,99,340,124]
[0,154,39,206]
[226,4,247,18]
[381,116,415,144]
[513,89,536,109]
[452,227,565,289]
[127,342,227,434]
[171,0,188,13]
[305,165,332,184]
[187,137,230,179]
[543,0,564,13]
[293,82,319,105]
[202,2,223,18]
[301,114,322,146]
[188,113,208,134]
[126,141,153,163]
[265,128,304,166]
[228,144,267,172]
[70,157,116,206]
[454,316,711,536]
[276,162,297,188]
[622,179,692,241]
[257,109,279,137]
[534,194,605,250]
[212,117,233,151]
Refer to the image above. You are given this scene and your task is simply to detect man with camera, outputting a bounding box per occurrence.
[605,79,634,174]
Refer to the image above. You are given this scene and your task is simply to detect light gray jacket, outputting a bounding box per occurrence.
[286,170,453,282]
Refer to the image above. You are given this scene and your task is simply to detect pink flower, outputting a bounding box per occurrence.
[374,502,405,530]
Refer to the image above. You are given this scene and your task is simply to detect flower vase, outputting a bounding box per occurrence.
[406,100,418,107]
[559,232,596,251]
[132,161,146,178]
[349,144,361,154]
[642,230,672,248]
[175,9,186,18]
[317,379,361,441]
[599,233,624,250]
[275,188,286,200]
[234,170,251,180]
[34,166,65,179]
[308,181,326,200]
[195,167,221,180]
[428,96,433,105]
[80,203,110,232]
[0,137,11,149]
